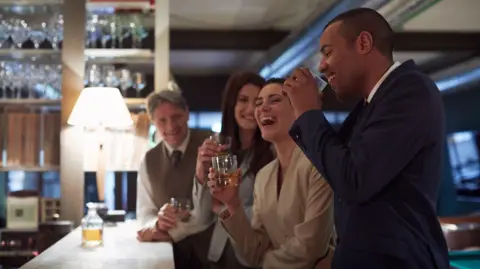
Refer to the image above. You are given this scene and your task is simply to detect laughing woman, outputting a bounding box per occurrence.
[207,78,335,269]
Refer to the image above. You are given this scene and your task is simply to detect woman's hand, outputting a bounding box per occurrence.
[195,139,222,184]
[207,167,241,212]
[212,197,225,214]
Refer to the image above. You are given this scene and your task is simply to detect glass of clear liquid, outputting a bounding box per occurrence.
[81,202,104,248]
[310,70,328,93]
[209,133,232,156]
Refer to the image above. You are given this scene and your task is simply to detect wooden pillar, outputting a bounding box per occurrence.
[60,0,86,225]
[154,0,170,92]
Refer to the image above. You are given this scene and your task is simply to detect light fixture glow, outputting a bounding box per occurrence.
[67,87,133,129]
[436,67,480,92]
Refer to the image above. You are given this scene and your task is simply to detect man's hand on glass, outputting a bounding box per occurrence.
[156,203,191,232]
[136,228,171,242]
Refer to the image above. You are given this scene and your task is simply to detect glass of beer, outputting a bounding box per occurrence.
[209,133,232,156]
[211,154,240,187]
[169,197,192,222]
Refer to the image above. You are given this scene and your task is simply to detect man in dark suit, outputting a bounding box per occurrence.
[284,8,449,269]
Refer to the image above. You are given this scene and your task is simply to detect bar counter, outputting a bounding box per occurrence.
[20,221,175,269]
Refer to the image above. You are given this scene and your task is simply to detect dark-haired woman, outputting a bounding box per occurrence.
[158,71,275,269]
[207,78,335,269]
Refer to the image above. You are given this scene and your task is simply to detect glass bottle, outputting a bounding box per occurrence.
[81,202,104,248]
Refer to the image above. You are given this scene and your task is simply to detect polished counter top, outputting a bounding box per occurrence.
[20,221,174,269]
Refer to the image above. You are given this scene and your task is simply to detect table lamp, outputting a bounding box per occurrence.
[68,87,133,202]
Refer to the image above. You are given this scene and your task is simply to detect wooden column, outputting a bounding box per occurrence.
[60,0,86,225]
[154,0,170,92]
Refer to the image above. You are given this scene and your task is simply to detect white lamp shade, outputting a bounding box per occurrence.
[67,87,133,128]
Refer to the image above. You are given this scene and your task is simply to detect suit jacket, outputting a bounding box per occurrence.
[168,151,257,267]
[222,146,335,269]
[289,60,449,269]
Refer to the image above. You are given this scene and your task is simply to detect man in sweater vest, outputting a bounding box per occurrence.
[135,90,212,269]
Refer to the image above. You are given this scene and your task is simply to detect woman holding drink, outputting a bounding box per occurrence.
[157,72,274,269]
[207,78,335,269]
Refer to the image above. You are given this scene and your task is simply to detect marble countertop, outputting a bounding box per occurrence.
[20,221,174,269]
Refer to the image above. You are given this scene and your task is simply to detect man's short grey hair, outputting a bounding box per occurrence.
[146,90,188,119]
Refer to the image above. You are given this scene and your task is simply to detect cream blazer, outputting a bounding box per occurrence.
[222,146,335,269]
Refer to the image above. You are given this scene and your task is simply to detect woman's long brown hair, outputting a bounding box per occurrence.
[220,72,275,176]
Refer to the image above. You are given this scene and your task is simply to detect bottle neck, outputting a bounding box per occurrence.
[87,208,97,215]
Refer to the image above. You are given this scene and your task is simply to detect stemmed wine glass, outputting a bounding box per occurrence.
[0,21,10,49]
[29,22,47,49]
[10,19,30,49]
[114,15,131,49]
[98,16,112,49]
[52,64,62,95]
[46,13,63,50]
[0,62,9,99]
[133,72,146,97]
[104,69,120,88]
[10,63,25,98]
[118,69,132,97]
[86,14,101,48]
[129,14,148,48]
[25,64,39,98]
[85,64,102,87]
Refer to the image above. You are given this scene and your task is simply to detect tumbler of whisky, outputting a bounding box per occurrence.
[211,154,239,187]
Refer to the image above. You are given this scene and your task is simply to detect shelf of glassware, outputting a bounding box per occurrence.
[0,49,154,64]
[0,99,60,106]
[0,0,152,9]
[0,0,63,4]
[0,98,144,108]
[0,164,60,172]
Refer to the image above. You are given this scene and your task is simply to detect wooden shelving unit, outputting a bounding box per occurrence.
[0,0,169,229]
[0,98,145,109]
[0,4,161,269]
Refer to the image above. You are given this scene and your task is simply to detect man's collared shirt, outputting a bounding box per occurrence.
[163,130,191,155]
[366,61,401,103]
